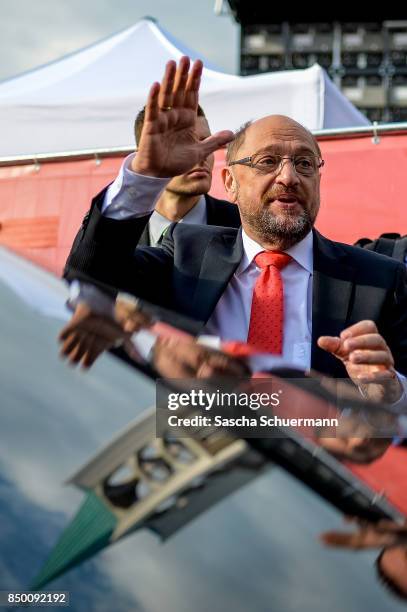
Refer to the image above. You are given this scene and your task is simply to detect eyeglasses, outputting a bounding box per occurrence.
[228,152,324,176]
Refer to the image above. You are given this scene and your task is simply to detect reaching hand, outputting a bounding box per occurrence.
[132,56,234,178]
[59,303,131,369]
[59,296,154,369]
[318,320,403,404]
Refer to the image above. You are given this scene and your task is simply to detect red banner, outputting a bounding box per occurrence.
[1,132,407,274]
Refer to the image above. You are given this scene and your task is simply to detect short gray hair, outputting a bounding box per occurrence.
[225,119,322,163]
[226,121,252,163]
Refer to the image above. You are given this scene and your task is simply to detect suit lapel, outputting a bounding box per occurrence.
[191,228,243,323]
[311,231,356,373]
[138,223,151,247]
[205,194,241,229]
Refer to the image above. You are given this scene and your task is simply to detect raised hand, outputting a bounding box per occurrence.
[132,56,234,178]
[318,320,403,404]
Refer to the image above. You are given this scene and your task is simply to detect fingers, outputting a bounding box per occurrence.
[376,519,407,533]
[76,334,99,370]
[318,324,394,370]
[351,370,396,384]
[147,57,200,117]
[144,82,161,123]
[60,330,113,369]
[349,350,393,366]
[322,324,400,402]
[61,331,92,366]
[63,314,126,344]
[320,531,365,549]
[88,318,127,343]
[60,330,84,356]
[345,333,390,357]
[173,56,191,107]
[80,337,107,370]
[318,322,381,356]
[344,333,386,350]
[321,529,398,549]
[63,335,85,363]
[157,60,177,110]
[184,59,203,110]
[340,320,377,340]
[59,319,86,342]
[59,308,130,369]
[59,302,92,342]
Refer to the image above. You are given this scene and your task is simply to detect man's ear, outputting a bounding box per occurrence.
[222,167,238,203]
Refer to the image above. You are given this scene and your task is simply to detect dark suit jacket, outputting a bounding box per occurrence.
[65,198,407,378]
[138,193,241,246]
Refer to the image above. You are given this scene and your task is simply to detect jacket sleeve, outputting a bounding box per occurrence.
[64,188,173,307]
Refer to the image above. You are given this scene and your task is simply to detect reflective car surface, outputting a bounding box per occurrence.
[0,247,404,611]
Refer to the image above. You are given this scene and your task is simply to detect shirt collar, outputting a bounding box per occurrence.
[149,210,172,246]
[149,195,207,246]
[181,195,207,224]
[237,229,314,275]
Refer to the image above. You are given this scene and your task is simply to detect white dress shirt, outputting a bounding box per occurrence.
[147,197,207,246]
[102,153,207,246]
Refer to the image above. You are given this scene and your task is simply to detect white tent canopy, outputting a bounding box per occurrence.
[0,18,369,157]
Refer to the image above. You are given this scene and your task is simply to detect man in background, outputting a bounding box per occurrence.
[132,105,240,245]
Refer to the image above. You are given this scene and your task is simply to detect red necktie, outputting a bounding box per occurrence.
[247,251,292,354]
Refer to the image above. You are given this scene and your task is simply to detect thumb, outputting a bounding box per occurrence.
[199,130,234,158]
[318,336,344,358]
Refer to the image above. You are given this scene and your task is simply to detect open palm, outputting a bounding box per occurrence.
[133,57,234,177]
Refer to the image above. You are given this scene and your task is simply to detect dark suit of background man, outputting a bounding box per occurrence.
[65,57,407,405]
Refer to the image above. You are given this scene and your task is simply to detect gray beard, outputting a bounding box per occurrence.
[240,207,313,250]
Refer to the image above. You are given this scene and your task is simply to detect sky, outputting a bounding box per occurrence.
[0,0,238,83]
